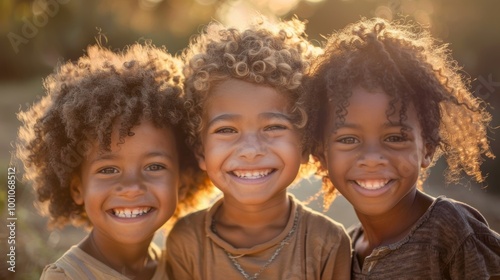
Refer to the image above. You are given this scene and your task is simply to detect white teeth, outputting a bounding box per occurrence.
[233,169,273,179]
[112,207,151,218]
[355,179,389,190]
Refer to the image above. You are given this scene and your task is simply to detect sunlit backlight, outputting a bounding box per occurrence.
[140,0,163,10]
[304,0,325,3]
[374,5,393,21]
[268,0,300,16]
[414,10,431,26]
[217,0,263,29]
[195,0,218,5]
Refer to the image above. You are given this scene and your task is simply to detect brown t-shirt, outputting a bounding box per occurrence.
[166,195,352,280]
[350,196,500,279]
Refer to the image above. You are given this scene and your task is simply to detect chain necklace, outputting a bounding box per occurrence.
[211,209,299,280]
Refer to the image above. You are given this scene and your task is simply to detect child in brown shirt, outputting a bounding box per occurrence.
[166,17,352,280]
[307,17,500,279]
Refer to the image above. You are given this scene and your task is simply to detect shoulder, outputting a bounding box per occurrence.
[40,263,69,280]
[427,196,492,235]
[167,207,210,245]
[428,198,500,277]
[293,197,350,242]
[39,246,87,280]
[419,196,500,254]
[171,208,208,231]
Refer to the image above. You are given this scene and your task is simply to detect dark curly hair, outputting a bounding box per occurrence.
[307,18,494,208]
[16,43,214,229]
[182,16,321,157]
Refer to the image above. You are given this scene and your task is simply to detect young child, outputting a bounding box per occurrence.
[166,17,352,279]
[308,18,500,279]
[16,43,213,279]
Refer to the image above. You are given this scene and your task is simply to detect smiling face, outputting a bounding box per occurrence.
[71,119,179,245]
[322,86,432,218]
[198,79,304,206]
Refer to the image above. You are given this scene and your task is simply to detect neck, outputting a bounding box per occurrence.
[356,190,433,253]
[80,230,153,277]
[218,192,290,228]
[213,192,292,247]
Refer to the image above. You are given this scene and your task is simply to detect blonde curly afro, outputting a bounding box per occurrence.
[17,43,214,229]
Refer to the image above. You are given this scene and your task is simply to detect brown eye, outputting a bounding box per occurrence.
[215,127,237,134]
[264,125,287,131]
[146,164,166,171]
[386,135,405,142]
[98,167,118,174]
[337,137,358,144]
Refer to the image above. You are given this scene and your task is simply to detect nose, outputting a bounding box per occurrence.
[356,141,388,168]
[236,132,266,160]
[115,171,146,198]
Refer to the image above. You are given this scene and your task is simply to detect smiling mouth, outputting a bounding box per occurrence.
[111,207,152,218]
[231,169,275,179]
[354,179,391,190]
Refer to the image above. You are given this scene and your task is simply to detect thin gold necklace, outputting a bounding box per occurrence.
[211,209,299,280]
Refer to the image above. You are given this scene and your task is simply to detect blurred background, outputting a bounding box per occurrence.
[0,0,499,278]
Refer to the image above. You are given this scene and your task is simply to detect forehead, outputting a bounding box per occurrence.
[205,79,291,114]
[330,86,420,125]
[88,120,177,156]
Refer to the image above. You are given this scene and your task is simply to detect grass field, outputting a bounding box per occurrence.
[1,79,499,279]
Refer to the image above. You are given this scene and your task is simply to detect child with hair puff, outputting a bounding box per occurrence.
[16,42,214,279]
[307,17,500,279]
[165,17,352,280]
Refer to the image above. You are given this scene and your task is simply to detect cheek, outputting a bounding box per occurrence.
[392,150,422,178]
[324,145,341,167]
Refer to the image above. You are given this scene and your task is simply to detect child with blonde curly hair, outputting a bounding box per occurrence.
[165,17,351,280]
[16,42,213,279]
[308,17,500,279]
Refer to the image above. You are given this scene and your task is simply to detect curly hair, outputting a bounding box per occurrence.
[182,17,321,156]
[16,43,214,229]
[307,18,494,208]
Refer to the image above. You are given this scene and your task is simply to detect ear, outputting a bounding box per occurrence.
[70,174,84,205]
[421,143,435,169]
[195,147,207,171]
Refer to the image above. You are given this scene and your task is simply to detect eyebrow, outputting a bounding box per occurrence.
[259,112,293,122]
[334,121,413,131]
[89,151,175,165]
[207,114,240,129]
[207,112,292,128]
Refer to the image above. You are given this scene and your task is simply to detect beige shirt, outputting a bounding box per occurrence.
[166,195,352,280]
[40,243,167,280]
